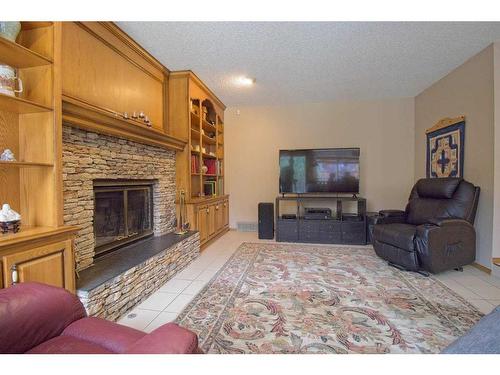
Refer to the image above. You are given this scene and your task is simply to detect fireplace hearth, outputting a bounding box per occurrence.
[94,180,154,257]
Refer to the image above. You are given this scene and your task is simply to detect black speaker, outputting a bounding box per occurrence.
[258,203,274,239]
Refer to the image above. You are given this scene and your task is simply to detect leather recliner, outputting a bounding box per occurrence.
[372,177,480,274]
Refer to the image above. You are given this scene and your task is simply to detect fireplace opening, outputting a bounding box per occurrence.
[93,180,154,257]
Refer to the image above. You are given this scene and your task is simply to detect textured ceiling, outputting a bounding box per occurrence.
[118,22,500,106]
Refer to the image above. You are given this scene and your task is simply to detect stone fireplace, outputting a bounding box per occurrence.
[62,125,200,320]
[62,125,177,272]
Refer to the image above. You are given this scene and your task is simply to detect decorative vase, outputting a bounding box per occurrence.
[0,22,21,42]
[0,65,23,97]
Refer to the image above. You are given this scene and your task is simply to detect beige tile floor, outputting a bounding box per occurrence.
[118,230,500,332]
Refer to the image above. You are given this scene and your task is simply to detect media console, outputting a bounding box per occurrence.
[275,195,367,245]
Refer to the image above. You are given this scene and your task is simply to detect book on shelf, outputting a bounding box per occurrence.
[203,180,216,196]
[191,155,199,173]
[216,160,223,175]
[217,178,224,195]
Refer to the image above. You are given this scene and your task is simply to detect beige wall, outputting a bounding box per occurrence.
[493,43,500,276]
[225,98,415,229]
[414,45,495,268]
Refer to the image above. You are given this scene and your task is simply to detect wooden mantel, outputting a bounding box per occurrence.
[62,95,186,151]
[61,22,186,151]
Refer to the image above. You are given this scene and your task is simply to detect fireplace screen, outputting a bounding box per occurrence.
[93,180,154,257]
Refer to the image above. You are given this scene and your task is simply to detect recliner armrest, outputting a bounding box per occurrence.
[373,210,406,225]
[379,209,406,218]
[426,217,473,227]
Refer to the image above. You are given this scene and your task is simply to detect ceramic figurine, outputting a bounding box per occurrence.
[0,22,21,42]
[201,165,208,174]
[0,149,16,161]
[0,204,21,222]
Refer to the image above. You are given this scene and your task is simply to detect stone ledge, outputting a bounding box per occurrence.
[76,231,200,321]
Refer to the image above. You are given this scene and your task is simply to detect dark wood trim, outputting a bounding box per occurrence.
[62,95,186,151]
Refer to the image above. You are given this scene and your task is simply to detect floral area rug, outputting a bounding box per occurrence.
[176,242,482,354]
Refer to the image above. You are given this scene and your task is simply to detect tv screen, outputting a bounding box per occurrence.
[279,148,360,194]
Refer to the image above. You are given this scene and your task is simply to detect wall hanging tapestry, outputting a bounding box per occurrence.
[426,116,465,178]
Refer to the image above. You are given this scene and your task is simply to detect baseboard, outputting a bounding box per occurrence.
[472,262,491,274]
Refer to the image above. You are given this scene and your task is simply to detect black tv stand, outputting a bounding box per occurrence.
[275,195,367,245]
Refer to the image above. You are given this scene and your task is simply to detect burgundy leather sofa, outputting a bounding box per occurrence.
[0,282,201,354]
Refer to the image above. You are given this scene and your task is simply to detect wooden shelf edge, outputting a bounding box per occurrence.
[21,22,54,30]
[0,92,53,113]
[0,161,54,168]
[185,194,229,205]
[62,95,186,152]
[0,225,80,250]
[0,36,53,68]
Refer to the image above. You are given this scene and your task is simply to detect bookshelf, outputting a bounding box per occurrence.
[169,71,229,248]
[0,22,78,291]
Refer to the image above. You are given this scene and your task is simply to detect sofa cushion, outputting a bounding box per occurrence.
[26,335,113,354]
[442,306,500,354]
[373,223,417,251]
[62,317,146,353]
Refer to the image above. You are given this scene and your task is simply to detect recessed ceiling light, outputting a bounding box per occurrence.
[234,76,256,87]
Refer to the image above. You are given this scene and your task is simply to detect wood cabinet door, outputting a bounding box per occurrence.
[215,202,224,233]
[223,200,229,228]
[197,205,208,244]
[208,204,216,238]
[2,240,74,291]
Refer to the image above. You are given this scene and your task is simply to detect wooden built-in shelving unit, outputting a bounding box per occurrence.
[169,71,229,248]
[0,22,78,291]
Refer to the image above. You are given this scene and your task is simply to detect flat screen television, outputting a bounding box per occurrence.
[279,148,360,194]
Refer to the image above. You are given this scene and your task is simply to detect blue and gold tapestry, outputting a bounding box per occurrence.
[426,119,465,178]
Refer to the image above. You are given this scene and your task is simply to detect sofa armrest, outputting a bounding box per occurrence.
[123,323,200,354]
[0,282,87,353]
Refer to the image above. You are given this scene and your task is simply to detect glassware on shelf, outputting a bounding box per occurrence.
[0,22,21,42]
[0,65,23,97]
